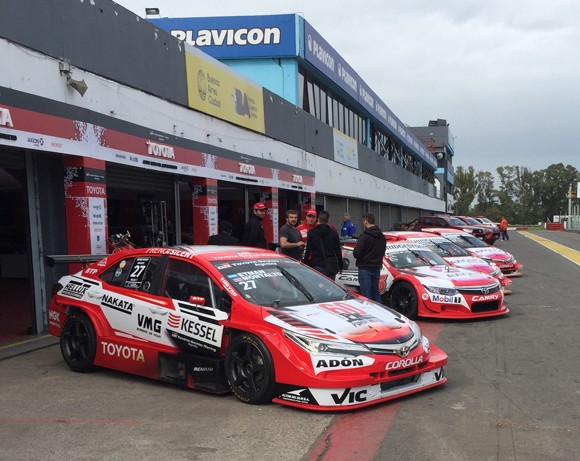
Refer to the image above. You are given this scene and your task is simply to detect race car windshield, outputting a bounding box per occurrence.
[432,240,470,257]
[447,217,468,226]
[212,259,351,307]
[386,248,447,268]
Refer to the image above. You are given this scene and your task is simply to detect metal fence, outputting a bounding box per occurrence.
[568,215,580,231]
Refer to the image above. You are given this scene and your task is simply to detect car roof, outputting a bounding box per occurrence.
[112,245,285,263]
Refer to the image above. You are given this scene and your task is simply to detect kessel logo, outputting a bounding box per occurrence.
[397,345,411,358]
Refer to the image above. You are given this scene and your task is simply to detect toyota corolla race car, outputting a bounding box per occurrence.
[338,242,508,320]
[423,228,523,277]
[383,231,512,294]
[48,246,447,411]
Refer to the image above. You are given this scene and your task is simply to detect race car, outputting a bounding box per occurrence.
[383,231,512,294]
[422,228,523,277]
[338,241,508,320]
[48,246,447,411]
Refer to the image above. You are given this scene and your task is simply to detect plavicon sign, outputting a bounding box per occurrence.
[150,14,298,58]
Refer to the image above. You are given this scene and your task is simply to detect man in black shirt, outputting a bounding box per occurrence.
[353,213,386,303]
[242,202,268,248]
[303,210,343,280]
[207,221,239,246]
[279,209,305,260]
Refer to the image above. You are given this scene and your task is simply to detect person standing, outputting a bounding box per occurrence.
[207,221,239,246]
[499,217,509,241]
[242,202,268,248]
[279,209,305,260]
[341,213,357,238]
[297,209,318,242]
[353,213,386,303]
[303,210,343,280]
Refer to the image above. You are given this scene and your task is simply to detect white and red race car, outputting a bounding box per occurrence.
[338,241,508,320]
[48,246,447,411]
[422,228,523,277]
[383,231,512,294]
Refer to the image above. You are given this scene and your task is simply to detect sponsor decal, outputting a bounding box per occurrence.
[435,368,445,381]
[147,141,175,159]
[193,367,214,372]
[385,355,424,371]
[331,388,368,405]
[311,355,374,375]
[101,341,145,362]
[27,137,44,147]
[137,314,162,337]
[48,310,60,327]
[61,280,91,299]
[239,163,256,175]
[145,248,195,259]
[278,389,313,405]
[101,294,133,315]
[472,294,499,302]
[173,26,282,47]
[180,318,218,344]
[430,294,462,304]
[0,107,13,127]
[422,336,430,353]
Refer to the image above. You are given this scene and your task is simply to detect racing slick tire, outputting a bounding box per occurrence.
[389,282,419,320]
[225,333,276,405]
[60,312,97,373]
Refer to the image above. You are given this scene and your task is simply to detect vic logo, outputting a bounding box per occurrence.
[331,388,368,405]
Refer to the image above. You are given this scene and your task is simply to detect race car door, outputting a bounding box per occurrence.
[96,255,168,343]
[160,257,228,358]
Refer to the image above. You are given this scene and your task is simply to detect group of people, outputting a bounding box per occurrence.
[207,203,387,303]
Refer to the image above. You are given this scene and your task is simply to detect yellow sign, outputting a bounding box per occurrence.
[185,51,265,134]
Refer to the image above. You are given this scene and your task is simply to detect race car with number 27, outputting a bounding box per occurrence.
[48,246,447,411]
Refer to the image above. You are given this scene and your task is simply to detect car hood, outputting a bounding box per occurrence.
[399,265,496,287]
[444,256,495,273]
[466,247,513,261]
[263,298,416,345]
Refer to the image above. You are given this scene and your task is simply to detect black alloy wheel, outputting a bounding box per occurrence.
[390,282,419,319]
[60,312,97,373]
[225,334,276,405]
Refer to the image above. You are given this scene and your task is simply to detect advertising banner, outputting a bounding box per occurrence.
[333,129,359,169]
[185,50,266,134]
[150,14,298,59]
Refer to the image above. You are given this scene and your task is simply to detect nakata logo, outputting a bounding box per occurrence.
[239,163,256,175]
[101,341,144,362]
[102,294,133,315]
[385,355,424,370]
[147,141,175,159]
[292,174,303,184]
[472,294,499,302]
[172,27,281,47]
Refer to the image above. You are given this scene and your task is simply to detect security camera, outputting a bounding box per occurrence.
[436,152,444,160]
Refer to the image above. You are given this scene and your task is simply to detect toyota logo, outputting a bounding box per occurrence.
[397,346,411,358]
[481,287,489,294]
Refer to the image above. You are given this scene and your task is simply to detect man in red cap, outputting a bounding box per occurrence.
[297,209,318,243]
[242,202,268,248]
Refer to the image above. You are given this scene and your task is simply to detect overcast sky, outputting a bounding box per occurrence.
[114,0,580,173]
